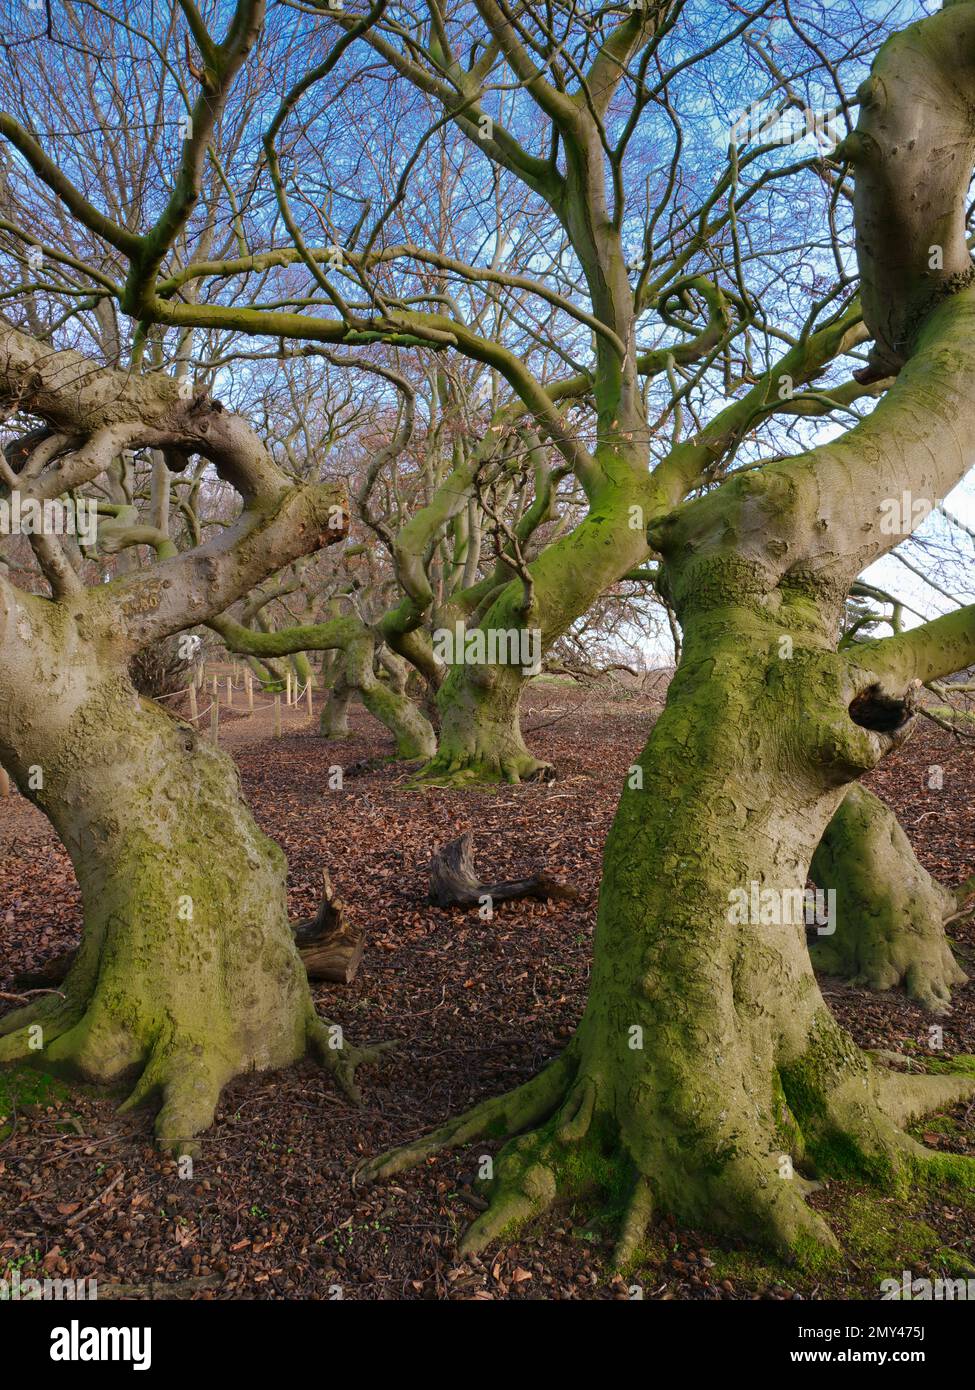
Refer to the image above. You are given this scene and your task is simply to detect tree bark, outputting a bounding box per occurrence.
[361,616,975,1266]
[319,675,354,739]
[12,869,365,989]
[293,870,364,984]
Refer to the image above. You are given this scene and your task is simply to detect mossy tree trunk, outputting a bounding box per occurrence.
[811,786,967,1013]
[320,673,353,738]
[0,322,380,1153]
[363,598,975,1265]
[0,589,375,1154]
[427,648,547,784]
[343,631,436,760]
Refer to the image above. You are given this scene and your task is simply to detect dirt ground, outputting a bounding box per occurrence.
[2,678,975,1300]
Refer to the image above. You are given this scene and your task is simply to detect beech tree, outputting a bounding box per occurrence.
[13,0,879,789]
[211,356,584,758]
[182,0,969,1012]
[3,0,975,1262]
[358,0,975,1264]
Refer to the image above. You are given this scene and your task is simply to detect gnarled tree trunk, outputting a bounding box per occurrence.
[343,632,436,760]
[361,0,975,1256]
[363,607,975,1265]
[0,589,374,1153]
[427,658,547,784]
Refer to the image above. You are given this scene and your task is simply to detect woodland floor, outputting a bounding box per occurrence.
[2,677,975,1301]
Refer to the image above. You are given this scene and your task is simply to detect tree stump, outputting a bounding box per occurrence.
[292,869,364,984]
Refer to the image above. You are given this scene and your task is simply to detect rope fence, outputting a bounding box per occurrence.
[0,669,318,792]
[183,667,319,742]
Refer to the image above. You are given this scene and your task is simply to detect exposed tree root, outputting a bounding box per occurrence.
[116,1046,232,1158]
[357,1041,975,1273]
[412,748,553,787]
[305,1011,395,1109]
[811,785,967,1013]
[0,1001,81,1062]
[0,993,390,1157]
[356,1053,574,1187]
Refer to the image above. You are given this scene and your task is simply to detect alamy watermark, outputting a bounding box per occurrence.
[727,881,836,934]
[432,622,542,676]
[879,491,944,536]
[728,102,839,153]
[881,1269,975,1300]
[0,1267,97,1300]
[50,1319,151,1370]
[0,490,98,547]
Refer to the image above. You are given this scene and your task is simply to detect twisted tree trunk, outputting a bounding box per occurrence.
[0,578,376,1155]
[343,631,436,760]
[0,229,381,1158]
[360,0,975,1263]
[363,607,975,1264]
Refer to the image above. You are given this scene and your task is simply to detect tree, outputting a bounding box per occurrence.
[36,0,877,787]
[811,784,969,1013]
[0,5,385,1154]
[3,0,974,1250]
[359,0,975,1266]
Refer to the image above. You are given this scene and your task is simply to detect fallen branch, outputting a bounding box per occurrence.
[64,1171,124,1227]
[97,1274,222,1300]
[0,987,65,1004]
[428,832,580,910]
